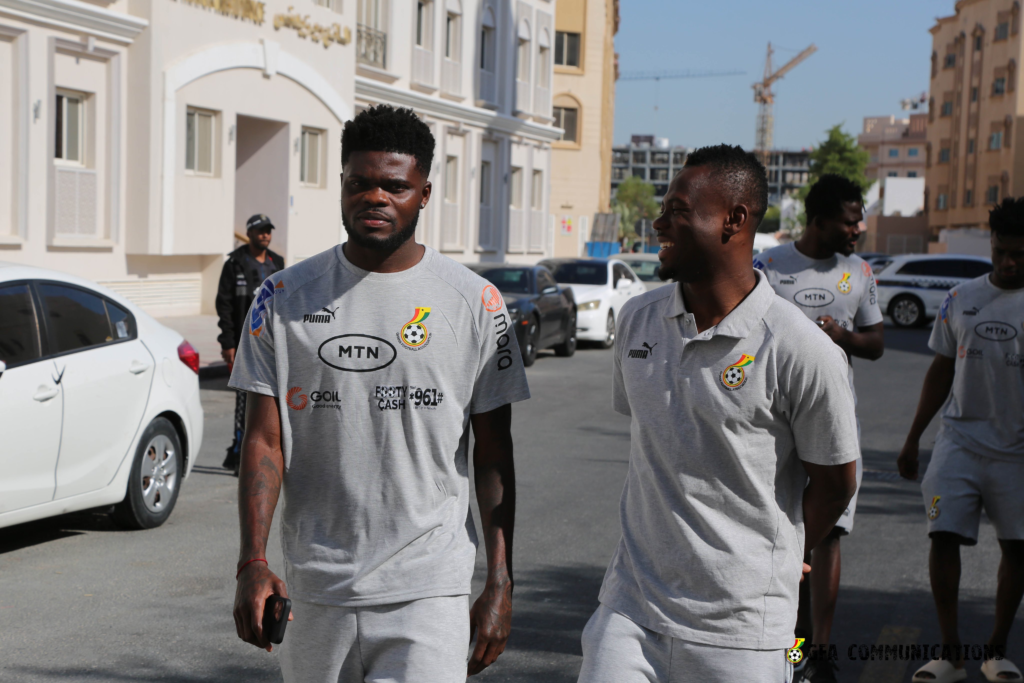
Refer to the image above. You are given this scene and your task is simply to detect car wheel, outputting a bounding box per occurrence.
[554,308,577,357]
[521,316,539,367]
[112,417,183,530]
[889,294,926,328]
[598,310,615,349]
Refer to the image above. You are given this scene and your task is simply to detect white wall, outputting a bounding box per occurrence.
[882,177,925,217]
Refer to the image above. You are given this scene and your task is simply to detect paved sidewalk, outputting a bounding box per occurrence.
[157,315,229,377]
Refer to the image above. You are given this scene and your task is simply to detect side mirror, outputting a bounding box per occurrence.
[616,279,631,290]
[541,286,558,295]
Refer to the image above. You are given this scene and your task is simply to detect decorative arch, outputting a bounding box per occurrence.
[552,93,582,144]
[445,0,461,13]
[539,27,551,48]
[481,4,495,28]
[159,40,353,254]
[518,18,531,41]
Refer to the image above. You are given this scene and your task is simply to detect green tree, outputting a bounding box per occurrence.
[797,124,872,203]
[611,176,660,240]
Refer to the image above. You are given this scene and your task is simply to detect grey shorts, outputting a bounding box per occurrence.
[278,596,469,683]
[577,604,793,683]
[921,436,1024,544]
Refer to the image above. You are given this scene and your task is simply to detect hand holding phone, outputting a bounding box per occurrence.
[262,595,292,645]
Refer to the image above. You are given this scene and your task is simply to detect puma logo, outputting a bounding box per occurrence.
[642,342,657,352]
[629,342,657,359]
[321,307,338,319]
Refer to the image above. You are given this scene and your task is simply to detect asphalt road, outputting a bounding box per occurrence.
[1,324,1020,683]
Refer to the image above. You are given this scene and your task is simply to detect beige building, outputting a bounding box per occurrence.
[0,0,356,316]
[352,0,562,265]
[860,114,927,181]
[549,0,617,257]
[926,0,1024,235]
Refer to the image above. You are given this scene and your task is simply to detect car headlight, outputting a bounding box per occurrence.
[507,307,522,321]
[578,300,601,311]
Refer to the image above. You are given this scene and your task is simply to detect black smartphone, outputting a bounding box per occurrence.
[262,595,291,645]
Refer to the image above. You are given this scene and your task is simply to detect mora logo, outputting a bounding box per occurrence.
[482,285,503,313]
[250,280,284,337]
[286,387,308,410]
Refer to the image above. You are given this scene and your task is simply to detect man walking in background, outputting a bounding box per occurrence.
[899,198,1024,683]
[756,174,884,683]
[577,146,859,683]
[215,213,284,474]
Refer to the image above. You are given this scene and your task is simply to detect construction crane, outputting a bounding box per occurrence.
[753,42,817,166]
[619,69,745,82]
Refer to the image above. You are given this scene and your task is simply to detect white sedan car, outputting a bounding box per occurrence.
[875,254,993,327]
[0,263,204,530]
[539,258,647,348]
[616,253,671,292]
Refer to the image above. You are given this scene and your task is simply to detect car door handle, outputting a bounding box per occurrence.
[129,360,152,375]
[33,385,59,402]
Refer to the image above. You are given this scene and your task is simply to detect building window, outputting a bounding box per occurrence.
[537,45,550,88]
[975,35,983,50]
[908,148,919,157]
[944,53,956,68]
[941,101,953,116]
[517,38,530,81]
[994,77,1007,95]
[632,168,646,179]
[971,87,979,102]
[479,159,491,204]
[553,106,578,143]
[185,108,214,174]
[445,13,459,59]
[987,185,999,203]
[444,155,458,203]
[990,131,1004,149]
[887,172,898,178]
[907,171,918,178]
[531,170,543,211]
[939,148,951,163]
[300,128,321,186]
[651,168,669,181]
[651,151,669,164]
[968,139,975,154]
[612,167,627,180]
[937,193,948,210]
[965,189,973,206]
[416,1,428,46]
[672,151,686,165]
[54,91,85,164]
[996,22,1010,40]
[888,148,899,158]
[554,31,580,67]
[510,167,523,208]
[314,0,342,10]
[632,150,646,164]
[357,0,388,69]
[480,25,493,69]
[613,150,628,164]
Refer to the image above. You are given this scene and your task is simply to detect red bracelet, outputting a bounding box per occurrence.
[236,558,267,579]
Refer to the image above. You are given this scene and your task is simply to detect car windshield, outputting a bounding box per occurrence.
[618,260,660,282]
[480,268,532,294]
[548,262,608,285]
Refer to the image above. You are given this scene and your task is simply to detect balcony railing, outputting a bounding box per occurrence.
[357,24,387,69]
[55,166,98,237]
[529,210,546,253]
[413,46,434,86]
[479,68,496,103]
[442,58,462,96]
[508,208,525,252]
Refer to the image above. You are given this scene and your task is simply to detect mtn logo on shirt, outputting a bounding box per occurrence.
[975,321,1017,342]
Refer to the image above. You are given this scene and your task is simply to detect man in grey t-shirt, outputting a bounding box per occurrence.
[899,199,1024,683]
[577,146,860,683]
[229,106,530,682]
[756,174,884,682]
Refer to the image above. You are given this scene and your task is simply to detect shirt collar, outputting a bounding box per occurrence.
[664,269,775,339]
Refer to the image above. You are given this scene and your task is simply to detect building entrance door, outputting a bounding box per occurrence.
[235,115,289,258]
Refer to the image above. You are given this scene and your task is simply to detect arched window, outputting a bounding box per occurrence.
[517,19,531,83]
[537,28,551,90]
[553,94,581,144]
[357,0,389,69]
[478,6,497,103]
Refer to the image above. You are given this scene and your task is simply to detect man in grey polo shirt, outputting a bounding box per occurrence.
[578,145,860,683]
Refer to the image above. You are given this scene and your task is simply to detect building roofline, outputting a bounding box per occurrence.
[930,14,957,34]
[0,0,149,44]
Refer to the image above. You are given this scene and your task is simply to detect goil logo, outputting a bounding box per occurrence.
[482,285,503,313]
[286,387,308,410]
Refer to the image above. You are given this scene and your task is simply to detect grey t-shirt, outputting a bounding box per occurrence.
[600,270,860,649]
[229,245,531,607]
[929,275,1024,460]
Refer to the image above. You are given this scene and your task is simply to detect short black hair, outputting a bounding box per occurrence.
[341,105,435,176]
[805,174,863,226]
[683,144,768,227]
[989,196,1024,238]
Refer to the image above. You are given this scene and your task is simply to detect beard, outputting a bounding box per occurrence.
[342,210,420,251]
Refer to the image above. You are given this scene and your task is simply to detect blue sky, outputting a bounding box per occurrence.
[612,0,946,150]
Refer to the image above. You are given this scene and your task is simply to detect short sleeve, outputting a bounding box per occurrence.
[928,291,958,358]
[778,330,860,466]
[855,271,884,328]
[469,291,531,414]
[612,316,631,416]
[228,278,281,397]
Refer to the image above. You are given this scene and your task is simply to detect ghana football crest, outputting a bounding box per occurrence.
[928,495,941,520]
[837,272,852,294]
[787,638,806,665]
[721,354,755,390]
[399,307,431,349]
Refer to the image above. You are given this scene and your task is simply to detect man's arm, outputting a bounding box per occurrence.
[817,318,884,360]
[232,392,290,652]
[215,260,238,353]
[467,403,515,677]
[801,460,858,551]
[897,353,956,480]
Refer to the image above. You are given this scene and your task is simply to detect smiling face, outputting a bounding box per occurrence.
[653,166,750,283]
[341,151,431,251]
[812,201,864,257]
[991,232,1024,289]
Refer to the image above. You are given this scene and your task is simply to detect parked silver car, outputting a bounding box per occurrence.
[875,254,993,327]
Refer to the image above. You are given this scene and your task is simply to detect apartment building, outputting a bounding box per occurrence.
[610,135,689,204]
[353,0,561,265]
[926,0,1024,234]
[548,0,618,257]
[763,149,810,205]
[0,0,355,316]
[859,114,927,181]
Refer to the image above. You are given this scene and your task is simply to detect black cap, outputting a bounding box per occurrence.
[246,213,275,231]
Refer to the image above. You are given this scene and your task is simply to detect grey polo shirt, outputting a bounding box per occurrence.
[598,269,860,650]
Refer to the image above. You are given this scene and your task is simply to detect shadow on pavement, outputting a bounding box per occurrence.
[0,509,118,555]
[882,326,933,356]
[1,665,280,682]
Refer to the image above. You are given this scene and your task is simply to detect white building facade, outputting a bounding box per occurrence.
[0,0,356,316]
[353,0,561,265]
